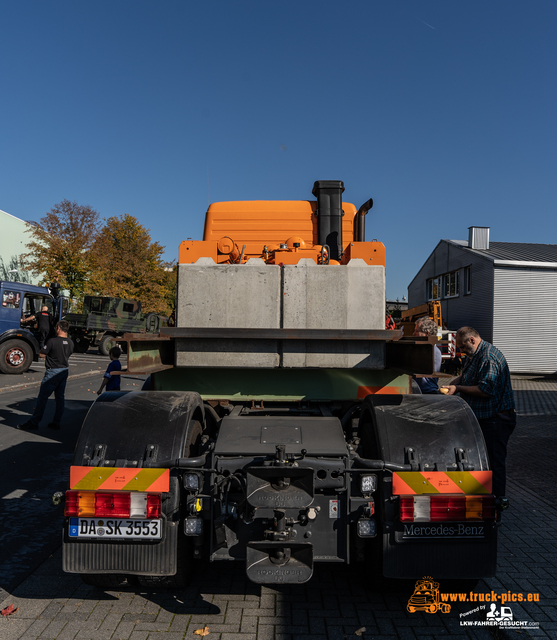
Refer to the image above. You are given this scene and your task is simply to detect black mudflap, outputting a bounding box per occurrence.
[63,521,179,575]
[383,525,498,579]
[246,541,313,584]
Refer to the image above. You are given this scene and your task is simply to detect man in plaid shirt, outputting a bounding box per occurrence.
[443,327,515,499]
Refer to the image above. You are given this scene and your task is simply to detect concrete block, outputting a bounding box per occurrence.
[282,259,385,330]
[176,258,386,369]
[176,339,279,368]
[282,340,385,369]
[282,259,386,368]
[177,259,280,367]
[177,259,281,329]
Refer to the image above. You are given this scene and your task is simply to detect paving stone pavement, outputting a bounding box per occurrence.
[1,376,556,640]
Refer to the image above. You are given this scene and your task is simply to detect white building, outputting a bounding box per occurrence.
[408,227,557,374]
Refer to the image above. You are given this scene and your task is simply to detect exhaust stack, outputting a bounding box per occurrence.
[312,180,344,261]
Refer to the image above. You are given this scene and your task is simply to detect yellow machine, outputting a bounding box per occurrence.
[399,301,443,336]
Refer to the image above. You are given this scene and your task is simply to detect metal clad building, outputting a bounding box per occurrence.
[408,227,557,374]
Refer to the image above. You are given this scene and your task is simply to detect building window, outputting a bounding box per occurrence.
[464,266,471,295]
[444,271,460,298]
[427,277,441,301]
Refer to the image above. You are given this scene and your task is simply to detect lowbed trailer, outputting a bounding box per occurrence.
[62,181,497,587]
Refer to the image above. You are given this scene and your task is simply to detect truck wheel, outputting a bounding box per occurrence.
[80,574,132,588]
[73,337,91,353]
[0,340,33,374]
[99,334,117,357]
[184,419,203,457]
[145,313,161,332]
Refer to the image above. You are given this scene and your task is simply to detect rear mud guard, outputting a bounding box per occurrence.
[73,391,205,467]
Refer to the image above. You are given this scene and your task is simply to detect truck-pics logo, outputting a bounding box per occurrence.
[407,577,451,614]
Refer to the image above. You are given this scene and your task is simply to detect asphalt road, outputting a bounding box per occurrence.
[0,350,146,601]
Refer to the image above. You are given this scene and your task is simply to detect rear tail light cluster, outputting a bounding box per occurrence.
[400,495,495,522]
[65,491,161,519]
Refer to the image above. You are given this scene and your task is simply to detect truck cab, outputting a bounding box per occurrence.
[0,281,69,374]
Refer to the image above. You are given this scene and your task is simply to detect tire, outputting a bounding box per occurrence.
[80,573,132,589]
[145,313,161,333]
[99,333,118,357]
[73,336,91,354]
[0,340,33,374]
[184,419,203,457]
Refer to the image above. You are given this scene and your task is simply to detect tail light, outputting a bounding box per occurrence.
[399,495,495,522]
[64,491,161,519]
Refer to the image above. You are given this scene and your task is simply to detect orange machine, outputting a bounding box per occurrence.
[179,181,385,267]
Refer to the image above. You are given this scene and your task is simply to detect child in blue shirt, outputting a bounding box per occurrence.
[97,346,122,395]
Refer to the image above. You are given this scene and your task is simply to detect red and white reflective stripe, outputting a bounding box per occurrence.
[399,495,495,522]
[448,333,456,358]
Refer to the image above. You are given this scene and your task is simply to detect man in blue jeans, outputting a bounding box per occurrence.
[18,320,74,431]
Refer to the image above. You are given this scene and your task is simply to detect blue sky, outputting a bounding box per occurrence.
[2,1,556,299]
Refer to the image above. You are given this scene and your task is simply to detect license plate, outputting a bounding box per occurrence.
[69,518,162,539]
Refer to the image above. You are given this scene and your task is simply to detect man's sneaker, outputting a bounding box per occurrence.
[47,422,60,430]
[17,420,39,430]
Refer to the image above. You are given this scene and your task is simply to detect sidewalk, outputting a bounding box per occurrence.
[1,376,556,640]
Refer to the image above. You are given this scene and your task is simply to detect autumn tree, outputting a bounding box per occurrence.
[88,214,175,315]
[22,200,101,299]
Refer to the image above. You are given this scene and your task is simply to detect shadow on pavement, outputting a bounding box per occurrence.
[0,399,94,598]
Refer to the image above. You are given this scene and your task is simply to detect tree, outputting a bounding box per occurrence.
[0,256,32,284]
[22,200,101,299]
[88,214,175,314]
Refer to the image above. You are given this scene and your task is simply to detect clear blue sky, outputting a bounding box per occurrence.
[2,1,556,299]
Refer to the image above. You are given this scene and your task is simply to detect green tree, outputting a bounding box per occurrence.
[88,213,175,314]
[22,200,101,299]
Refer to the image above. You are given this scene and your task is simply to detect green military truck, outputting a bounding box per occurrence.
[64,296,163,355]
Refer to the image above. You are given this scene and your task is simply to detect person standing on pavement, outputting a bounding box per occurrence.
[97,346,122,394]
[442,326,516,499]
[22,305,52,348]
[412,316,442,394]
[17,320,74,431]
